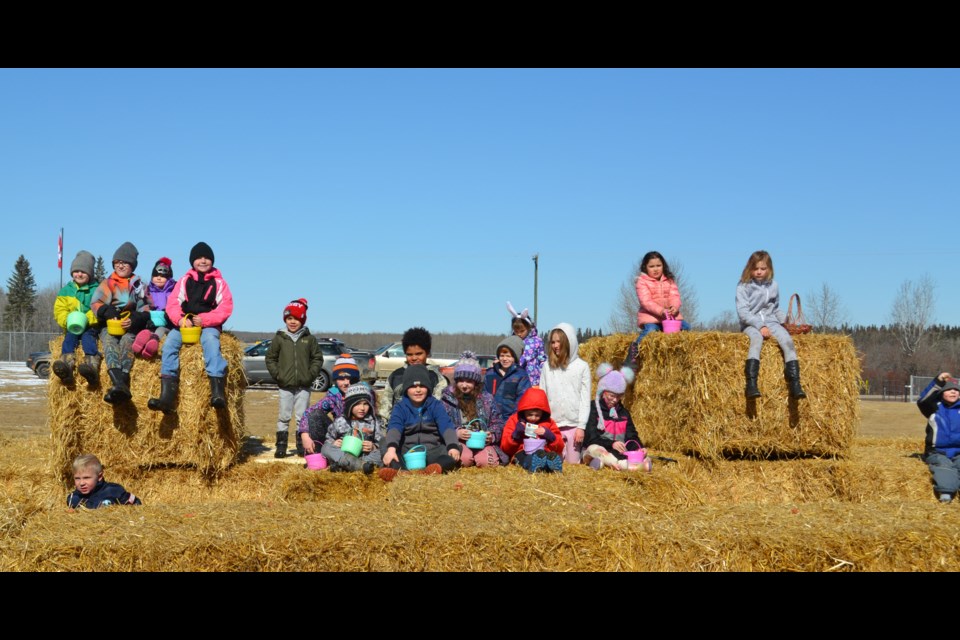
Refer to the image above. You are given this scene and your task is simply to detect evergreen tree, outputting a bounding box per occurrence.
[3,255,37,331]
[93,255,106,282]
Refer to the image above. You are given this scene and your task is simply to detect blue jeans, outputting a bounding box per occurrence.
[632,319,691,346]
[62,327,99,356]
[160,327,228,377]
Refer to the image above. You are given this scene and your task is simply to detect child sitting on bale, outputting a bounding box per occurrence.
[67,454,141,509]
[323,383,383,474]
[501,387,564,473]
[918,372,960,503]
[52,250,101,385]
[582,363,651,472]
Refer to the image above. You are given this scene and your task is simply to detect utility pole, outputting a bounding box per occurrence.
[532,253,539,327]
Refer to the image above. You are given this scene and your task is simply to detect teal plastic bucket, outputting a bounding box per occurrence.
[341,434,363,457]
[466,431,487,450]
[403,444,427,470]
[150,310,167,328]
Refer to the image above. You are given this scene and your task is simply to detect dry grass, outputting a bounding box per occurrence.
[47,333,247,483]
[580,332,860,459]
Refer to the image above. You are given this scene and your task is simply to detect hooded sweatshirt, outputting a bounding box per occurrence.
[501,387,564,458]
[539,322,592,430]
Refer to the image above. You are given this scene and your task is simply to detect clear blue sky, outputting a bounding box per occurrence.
[1,69,957,334]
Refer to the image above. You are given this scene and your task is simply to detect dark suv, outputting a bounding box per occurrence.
[243,338,375,391]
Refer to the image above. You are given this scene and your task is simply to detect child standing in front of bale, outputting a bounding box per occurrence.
[484,335,530,419]
[443,351,507,468]
[736,250,806,399]
[378,326,448,422]
[299,354,361,456]
[265,299,324,458]
[624,251,691,369]
[582,363,651,472]
[507,301,547,386]
[501,387,564,472]
[323,383,384,473]
[52,250,101,386]
[132,257,175,361]
[148,242,234,414]
[540,322,591,464]
[67,454,141,509]
[378,364,460,481]
[918,373,960,503]
[90,242,152,403]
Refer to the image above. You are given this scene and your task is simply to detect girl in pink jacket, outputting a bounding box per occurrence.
[148,242,234,414]
[625,251,690,368]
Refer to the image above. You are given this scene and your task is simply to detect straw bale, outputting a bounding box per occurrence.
[4,459,960,572]
[579,332,860,459]
[47,334,247,483]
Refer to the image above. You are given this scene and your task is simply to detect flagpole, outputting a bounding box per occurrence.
[59,227,64,289]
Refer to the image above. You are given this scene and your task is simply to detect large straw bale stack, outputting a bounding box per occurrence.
[47,334,247,482]
[579,332,860,459]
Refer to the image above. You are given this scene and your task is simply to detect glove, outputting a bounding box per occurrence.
[128,311,151,334]
[512,421,526,442]
[97,305,119,321]
[541,428,556,443]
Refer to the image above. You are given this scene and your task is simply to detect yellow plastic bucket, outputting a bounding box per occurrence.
[106,311,130,336]
[181,325,202,344]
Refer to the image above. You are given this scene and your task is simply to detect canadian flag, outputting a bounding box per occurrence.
[57,230,63,269]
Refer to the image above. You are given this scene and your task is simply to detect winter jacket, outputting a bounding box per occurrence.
[326,414,384,448]
[636,272,683,325]
[539,322,592,429]
[147,278,175,327]
[736,279,787,331]
[501,387,564,458]
[166,267,233,330]
[265,328,324,388]
[67,479,141,509]
[918,379,960,459]
[378,364,448,422]
[90,271,151,333]
[54,280,100,330]
[384,395,459,453]
[484,362,531,419]
[583,395,641,457]
[520,328,547,386]
[441,386,508,464]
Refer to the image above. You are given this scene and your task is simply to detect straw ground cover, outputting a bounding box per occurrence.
[1,354,956,571]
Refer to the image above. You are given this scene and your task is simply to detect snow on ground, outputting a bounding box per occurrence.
[0,361,49,395]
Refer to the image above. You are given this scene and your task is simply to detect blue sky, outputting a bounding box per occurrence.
[1,68,957,335]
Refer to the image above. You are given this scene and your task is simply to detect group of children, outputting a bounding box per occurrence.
[64,247,846,508]
[53,241,234,412]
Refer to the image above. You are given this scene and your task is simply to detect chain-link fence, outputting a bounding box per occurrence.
[909,375,936,402]
[0,331,59,363]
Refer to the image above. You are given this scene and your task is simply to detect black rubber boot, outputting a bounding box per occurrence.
[745,359,761,399]
[784,360,807,399]
[52,353,76,385]
[104,368,131,404]
[148,376,179,413]
[274,431,289,458]
[209,376,227,408]
[295,431,305,457]
[77,354,101,386]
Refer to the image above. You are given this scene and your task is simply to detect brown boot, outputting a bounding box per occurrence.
[52,353,76,384]
[77,354,101,386]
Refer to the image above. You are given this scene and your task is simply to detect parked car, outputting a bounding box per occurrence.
[439,354,497,385]
[243,338,375,391]
[26,351,52,378]
[373,341,457,385]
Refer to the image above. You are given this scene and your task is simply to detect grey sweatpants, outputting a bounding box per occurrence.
[321,442,382,471]
[926,453,960,494]
[743,322,797,362]
[277,387,310,433]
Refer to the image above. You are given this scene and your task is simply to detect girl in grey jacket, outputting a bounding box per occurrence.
[735,250,806,399]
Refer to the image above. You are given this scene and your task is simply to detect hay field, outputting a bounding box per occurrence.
[0,361,956,572]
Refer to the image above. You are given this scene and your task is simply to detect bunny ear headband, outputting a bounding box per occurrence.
[506,301,533,327]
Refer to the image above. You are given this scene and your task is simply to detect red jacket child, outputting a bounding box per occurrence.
[501,387,565,459]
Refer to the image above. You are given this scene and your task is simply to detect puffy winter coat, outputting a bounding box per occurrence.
[636,272,683,325]
[266,328,324,388]
[501,387,564,458]
[918,379,960,459]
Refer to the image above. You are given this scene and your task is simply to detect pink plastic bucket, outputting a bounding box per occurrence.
[662,319,682,334]
[523,438,546,455]
[305,453,328,470]
[623,440,646,465]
